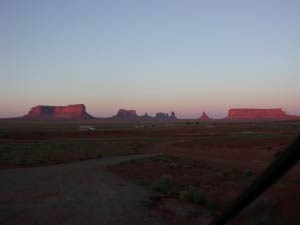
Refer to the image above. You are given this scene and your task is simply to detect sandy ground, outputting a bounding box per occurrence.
[0,153,168,225]
[1,120,299,225]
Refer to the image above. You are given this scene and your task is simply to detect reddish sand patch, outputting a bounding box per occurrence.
[1,120,300,224]
[109,138,300,225]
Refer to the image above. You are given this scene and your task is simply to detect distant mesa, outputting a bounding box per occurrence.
[199,112,211,121]
[155,112,169,120]
[155,111,177,120]
[140,113,152,120]
[227,108,299,120]
[24,104,93,119]
[111,109,178,120]
[20,105,299,121]
[170,112,177,120]
[113,109,139,120]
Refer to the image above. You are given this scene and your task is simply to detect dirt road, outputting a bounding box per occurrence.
[0,154,165,225]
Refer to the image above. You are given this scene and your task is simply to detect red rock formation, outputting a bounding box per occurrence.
[114,109,138,120]
[24,104,93,119]
[155,112,170,120]
[170,112,177,120]
[140,113,152,120]
[227,108,298,120]
[112,110,178,120]
[154,112,177,120]
[199,112,211,120]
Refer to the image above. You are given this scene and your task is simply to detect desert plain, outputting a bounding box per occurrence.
[0,118,300,225]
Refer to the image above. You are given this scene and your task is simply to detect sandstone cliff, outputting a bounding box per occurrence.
[140,113,152,120]
[113,109,139,120]
[155,112,177,120]
[24,104,93,119]
[155,112,168,120]
[112,109,178,120]
[227,108,298,120]
[170,112,177,120]
[199,112,211,120]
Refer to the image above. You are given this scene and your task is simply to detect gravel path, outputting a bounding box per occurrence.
[0,153,165,225]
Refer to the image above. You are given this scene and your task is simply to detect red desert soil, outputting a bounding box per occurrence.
[1,120,300,224]
[0,153,174,225]
[108,136,300,225]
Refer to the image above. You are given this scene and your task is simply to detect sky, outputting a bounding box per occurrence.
[0,0,299,118]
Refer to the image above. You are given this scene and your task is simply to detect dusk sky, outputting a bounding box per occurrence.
[1,0,299,118]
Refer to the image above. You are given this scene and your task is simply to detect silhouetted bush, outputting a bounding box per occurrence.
[152,176,174,195]
[180,185,207,205]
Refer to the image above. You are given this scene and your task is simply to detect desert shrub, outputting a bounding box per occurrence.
[151,155,172,163]
[248,215,271,225]
[245,170,254,177]
[180,185,207,205]
[206,201,220,216]
[222,168,241,179]
[242,197,276,225]
[118,159,137,166]
[152,176,174,195]
[274,150,283,158]
[135,179,147,186]
[0,132,9,139]
[276,218,291,225]
[169,162,180,169]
